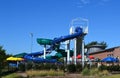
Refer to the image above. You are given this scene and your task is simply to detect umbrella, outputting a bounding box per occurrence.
[101,56,119,62]
[6,57,24,61]
[89,55,94,59]
[76,55,94,59]
[77,54,82,59]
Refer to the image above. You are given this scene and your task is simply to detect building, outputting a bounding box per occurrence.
[87,45,105,54]
[89,46,120,60]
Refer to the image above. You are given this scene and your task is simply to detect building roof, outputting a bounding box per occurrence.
[89,46,120,55]
[87,45,105,48]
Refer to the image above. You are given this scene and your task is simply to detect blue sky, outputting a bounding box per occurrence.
[0,0,120,54]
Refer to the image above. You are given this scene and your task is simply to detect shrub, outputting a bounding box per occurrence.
[33,63,41,70]
[18,63,25,72]
[25,63,65,71]
[76,64,82,72]
[90,68,99,76]
[102,70,109,76]
[99,64,120,72]
[50,64,57,70]
[36,63,45,70]
[81,67,109,77]
[99,64,107,71]
[48,70,64,76]
[67,64,76,73]
[98,70,109,77]
[110,65,120,71]
[25,62,33,70]
[81,67,90,76]
[43,63,57,70]
[57,64,65,71]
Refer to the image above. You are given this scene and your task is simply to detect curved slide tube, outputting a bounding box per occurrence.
[24,27,83,63]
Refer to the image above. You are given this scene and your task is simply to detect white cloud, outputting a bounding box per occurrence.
[76,0,111,8]
[75,0,90,8]
[102,0,110,2]
[80,0,90,4]
[99,0,111,6]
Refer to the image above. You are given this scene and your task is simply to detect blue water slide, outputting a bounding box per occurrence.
[24,27,83,63]
[24,51,57,63]
[52,27,83,44]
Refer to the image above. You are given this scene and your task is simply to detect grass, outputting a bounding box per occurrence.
[81,67,110,78]
[2,73,23,78]
[2,69,64,78]
[26,70,65,77]
[2,70,64,78]
[2,71,120,78]
[81,68,120,78]
[102,74,120,78]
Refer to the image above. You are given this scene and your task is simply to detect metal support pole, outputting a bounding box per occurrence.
[44,45,46,59]
[74,38,77,65]
[64,57,66,65]
[30,33,33,54]
[66,40,70,64]
[82,37,85,68]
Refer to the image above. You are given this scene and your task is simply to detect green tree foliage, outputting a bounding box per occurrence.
[85,41,107,49]
[0,46,6,75]
[0,46,6,61]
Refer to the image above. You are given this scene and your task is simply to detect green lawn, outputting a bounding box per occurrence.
[2,70,65,78]
[103,74,120,78]
[2,73,21,78]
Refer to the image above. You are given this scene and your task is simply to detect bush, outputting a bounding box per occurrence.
[48,70,64,76]
[102,70,109,76]
[90,68,99,76]
[76,64,82,72]
[24,63,65,71]
[81,67,90,76]
[81,67,109,77]
[43,63,57,70]
[67,64,76,73]
[57,64,65,71]
[25,62,33,70]
[99,64,107,71]
[99,64,120,72]
[98,70,109,77]
[18,63,25,72]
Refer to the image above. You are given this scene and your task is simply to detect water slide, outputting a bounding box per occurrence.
[24,27,83,63]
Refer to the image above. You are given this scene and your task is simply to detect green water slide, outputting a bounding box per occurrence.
[46,50,73,59]
[37,38,53,45]
[56,49,74,57]
[37,38,73,59]
[46,52,63,59]
[37,38,60,49]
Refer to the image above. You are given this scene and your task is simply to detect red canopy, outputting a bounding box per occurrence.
[73,55,94,59]
[77,54,82,59]
[89,55,94,59]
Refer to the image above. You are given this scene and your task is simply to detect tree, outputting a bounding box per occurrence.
[85,41,107,49]
[0,46,6,75]
[0,46,6,61]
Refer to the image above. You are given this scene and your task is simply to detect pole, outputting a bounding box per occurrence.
[66,40,70,64]
[44,45,46,59]
[30,33,33,71]
[82,37,84,68]
[30,33,33,54]
[74,38,77,65]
